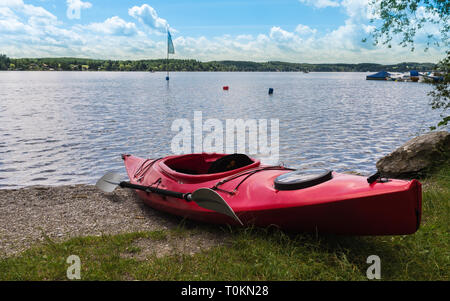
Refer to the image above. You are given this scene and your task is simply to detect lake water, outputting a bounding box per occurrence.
[0,71,442,189]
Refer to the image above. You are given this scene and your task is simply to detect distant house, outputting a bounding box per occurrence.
[28,63,39,70]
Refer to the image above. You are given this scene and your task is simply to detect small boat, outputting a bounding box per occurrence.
[121,153,422,236]
[410,70,420,82]
[422,72,444,83]
[366,71,391,80]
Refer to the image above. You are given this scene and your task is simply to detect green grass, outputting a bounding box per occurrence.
[1,166,449,281]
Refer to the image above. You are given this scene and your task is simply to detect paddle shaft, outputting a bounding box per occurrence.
[119,181,192,201]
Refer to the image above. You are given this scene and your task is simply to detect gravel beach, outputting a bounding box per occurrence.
[0,185,227,257]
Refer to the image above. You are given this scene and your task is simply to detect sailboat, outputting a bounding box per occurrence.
[166,29,175,81]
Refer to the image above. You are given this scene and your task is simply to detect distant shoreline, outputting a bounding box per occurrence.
[0,70,420,72]
[0,55,437,73]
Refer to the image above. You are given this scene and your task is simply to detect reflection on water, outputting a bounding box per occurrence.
[0,71,441,188]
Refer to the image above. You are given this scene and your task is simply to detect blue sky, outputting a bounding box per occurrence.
[0,0,445,63]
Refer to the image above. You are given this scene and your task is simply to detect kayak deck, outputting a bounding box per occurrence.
[123,153,422,235]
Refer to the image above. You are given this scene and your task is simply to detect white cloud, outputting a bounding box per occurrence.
[0,0,445,63]
[0,0,23,7]
[298,0,340,9]
[416,5,441,23]
[128,4,168,33]
[0,1,159,59]
[340,0,375,21]
[0,6,18,19]
[162,0,443,63]
[85,16,138,36]
[295,24,317,36]
[270,26,297,41]
[0,17,26,33]
[0,1,86,52]
[323,20,360,50]
[236,34,253,41]
[0,1,58,34]
[66,0,92,20]
[168,22,445,64]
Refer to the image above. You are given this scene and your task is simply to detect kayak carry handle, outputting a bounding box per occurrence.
[367,172,381,184]
[367,172,390,184]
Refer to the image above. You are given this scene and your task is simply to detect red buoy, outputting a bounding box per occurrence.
[223,86,229,91]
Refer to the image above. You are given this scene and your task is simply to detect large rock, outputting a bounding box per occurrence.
[376,131,450,179]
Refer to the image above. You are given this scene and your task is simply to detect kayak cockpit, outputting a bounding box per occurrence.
[158,153,261,181]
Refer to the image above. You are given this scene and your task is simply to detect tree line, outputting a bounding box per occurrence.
[0,54,10,70]
[0,55,436,72]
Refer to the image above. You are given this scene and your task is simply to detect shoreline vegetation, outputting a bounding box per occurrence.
[0,163,448,281]
[0,54,436,73]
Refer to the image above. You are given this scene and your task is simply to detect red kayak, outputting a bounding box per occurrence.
[122,153,422,235]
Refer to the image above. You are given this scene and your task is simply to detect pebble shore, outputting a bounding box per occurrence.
[0,185,227,257]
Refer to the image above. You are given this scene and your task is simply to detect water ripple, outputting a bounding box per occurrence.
[0,71,442,189]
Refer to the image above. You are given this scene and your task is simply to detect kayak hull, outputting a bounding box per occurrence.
[123,153,422,235]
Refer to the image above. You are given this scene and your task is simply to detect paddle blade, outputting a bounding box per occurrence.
[191,188,243,226]
[96,172,122,193]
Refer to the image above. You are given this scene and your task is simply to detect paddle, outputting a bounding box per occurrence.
[96,172,243,226]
